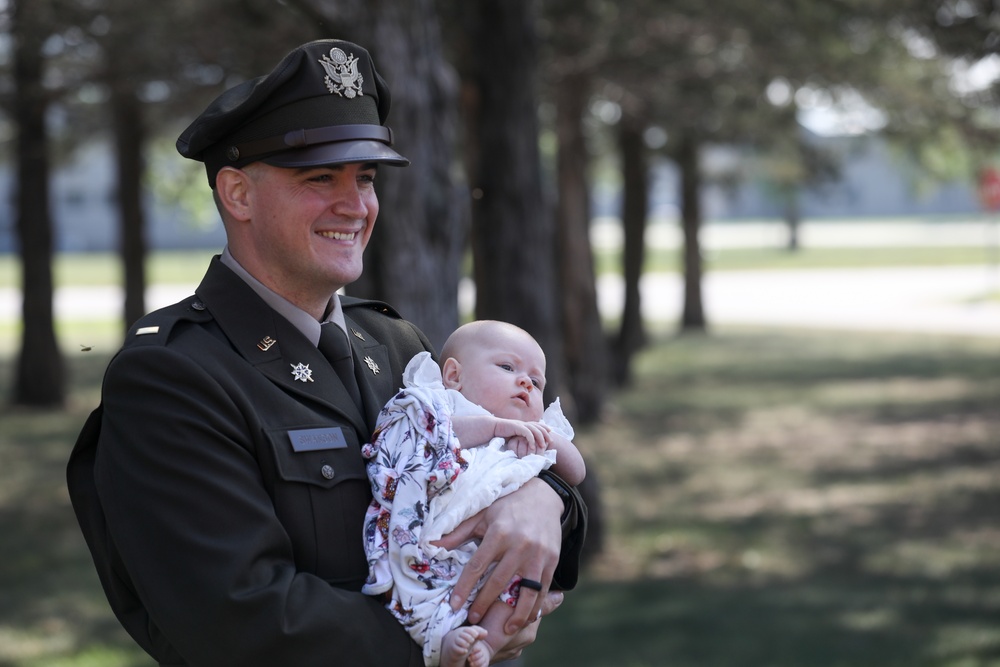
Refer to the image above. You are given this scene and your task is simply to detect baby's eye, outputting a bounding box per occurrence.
[531,378,542,389]
[498,363,514,372]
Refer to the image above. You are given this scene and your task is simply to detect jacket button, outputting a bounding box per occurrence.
[191,301,206,311]
[321,465,335,480]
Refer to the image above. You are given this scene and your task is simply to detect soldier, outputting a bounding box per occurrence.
[67,39,585,667]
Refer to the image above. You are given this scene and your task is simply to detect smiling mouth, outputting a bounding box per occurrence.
[317,230,356,241]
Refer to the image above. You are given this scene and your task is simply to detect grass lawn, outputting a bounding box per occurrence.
[0,352,151,667]
[530,329,1000,667]
[0,244,995,291]
[594,245,998,275]
[1,327,998,666]
[0,250,218,289]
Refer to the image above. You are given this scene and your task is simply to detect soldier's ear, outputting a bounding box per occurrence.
[215,166,254,223]
[441,357,462,390]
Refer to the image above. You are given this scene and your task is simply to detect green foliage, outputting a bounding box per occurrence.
[144,137,221,232]
[540,0,999,208]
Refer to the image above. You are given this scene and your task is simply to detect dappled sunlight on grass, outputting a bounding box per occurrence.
[2,329,999,666]
[0,353,153,667]
[532,329,1000,666]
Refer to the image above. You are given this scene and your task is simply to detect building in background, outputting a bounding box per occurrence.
[0,142,226,254]
[0,129,989,255]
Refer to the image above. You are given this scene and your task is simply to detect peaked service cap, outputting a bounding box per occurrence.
[177,39,408,188]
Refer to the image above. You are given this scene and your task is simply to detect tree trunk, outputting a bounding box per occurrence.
[468,0,565,402]
[784,189,801,252]
[111,85,148,330]
[615,114,649,384]
[554,73,606,423]
[331,0,465,351]
[11,0,64,407]
[678,134,707,331]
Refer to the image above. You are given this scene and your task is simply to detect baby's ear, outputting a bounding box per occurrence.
[441,357,462,389]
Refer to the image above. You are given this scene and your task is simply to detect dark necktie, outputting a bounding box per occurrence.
[318,323,363,412]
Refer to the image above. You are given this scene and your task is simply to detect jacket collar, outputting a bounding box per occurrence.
[195,257,373,434]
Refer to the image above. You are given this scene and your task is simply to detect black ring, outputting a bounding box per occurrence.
[519,578,543,592]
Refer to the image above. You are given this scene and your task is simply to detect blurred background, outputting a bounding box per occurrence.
[1,1,999,665]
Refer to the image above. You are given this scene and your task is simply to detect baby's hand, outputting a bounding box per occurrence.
[493,419,551,458]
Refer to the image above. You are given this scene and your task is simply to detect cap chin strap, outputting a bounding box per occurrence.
[227,124,395,162]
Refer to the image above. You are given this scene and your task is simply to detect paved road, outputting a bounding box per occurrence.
[5,219,1000,337]
[4,265,999,337]
[597,265,1000,337]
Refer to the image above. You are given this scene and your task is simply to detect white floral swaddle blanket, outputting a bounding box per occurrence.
[361,351,572,666]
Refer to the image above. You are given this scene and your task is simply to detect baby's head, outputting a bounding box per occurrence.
[440,320,547,421]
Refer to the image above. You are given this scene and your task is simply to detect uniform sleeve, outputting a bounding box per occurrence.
[93,345,423,667]
[538,470,588,592]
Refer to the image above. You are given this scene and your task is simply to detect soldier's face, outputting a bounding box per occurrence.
[239,160,379,312]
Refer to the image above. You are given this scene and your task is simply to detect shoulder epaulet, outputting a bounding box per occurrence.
[341,295,402,319]
[123,297,212,347]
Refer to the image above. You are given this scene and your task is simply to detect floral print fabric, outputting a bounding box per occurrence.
[361,352,560,666]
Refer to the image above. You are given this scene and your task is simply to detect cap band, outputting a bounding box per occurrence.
[228,124,395,162]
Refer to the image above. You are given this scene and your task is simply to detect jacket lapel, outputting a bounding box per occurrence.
[344,315,397,426]
[195,259,368,434]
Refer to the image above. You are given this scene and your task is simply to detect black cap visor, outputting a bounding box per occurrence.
[262,140,409,168]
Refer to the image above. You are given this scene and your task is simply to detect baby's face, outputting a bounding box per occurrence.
[452,330,546,422]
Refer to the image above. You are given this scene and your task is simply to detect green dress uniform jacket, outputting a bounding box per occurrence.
[69,257,433,667]
[67,257,585,667]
